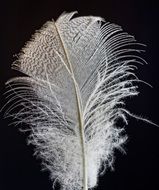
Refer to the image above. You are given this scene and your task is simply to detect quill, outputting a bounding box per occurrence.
[4,11,152,190]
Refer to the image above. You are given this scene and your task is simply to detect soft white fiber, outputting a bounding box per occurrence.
[5,12,148,190]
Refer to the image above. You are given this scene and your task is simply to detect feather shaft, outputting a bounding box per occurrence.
[54,21,88,190]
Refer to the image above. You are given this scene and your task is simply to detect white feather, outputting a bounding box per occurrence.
[4,11,149,190]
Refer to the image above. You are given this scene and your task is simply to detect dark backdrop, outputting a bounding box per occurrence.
[0,0,159,190]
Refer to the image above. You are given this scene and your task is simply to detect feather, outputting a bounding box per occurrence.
[4,11,150,190]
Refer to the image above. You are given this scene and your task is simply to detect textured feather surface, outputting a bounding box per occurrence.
[4,12,147,190]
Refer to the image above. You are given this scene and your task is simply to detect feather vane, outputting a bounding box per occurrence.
[4,12,147,190]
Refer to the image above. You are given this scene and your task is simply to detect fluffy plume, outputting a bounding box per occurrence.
[4,12,150,190]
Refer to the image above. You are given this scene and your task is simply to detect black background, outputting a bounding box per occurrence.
[0,0,159,190]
